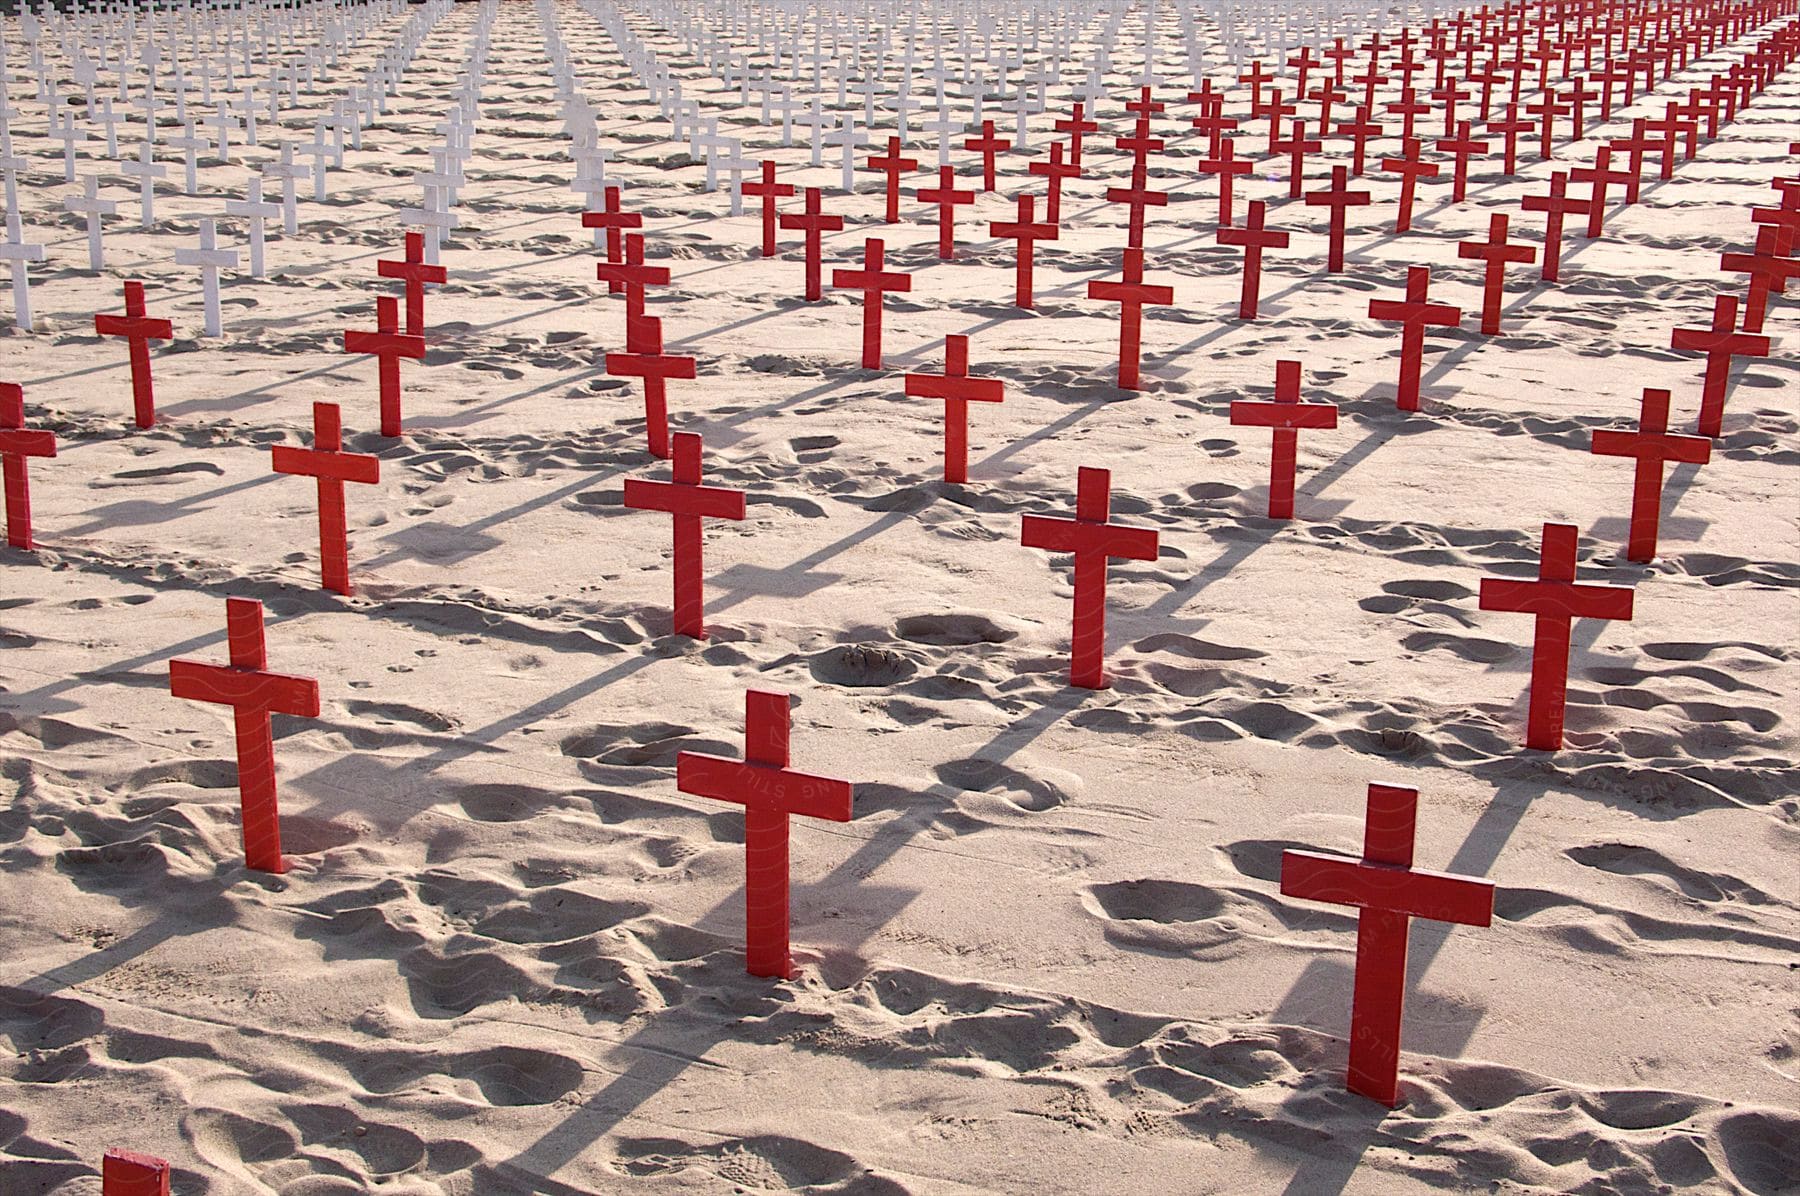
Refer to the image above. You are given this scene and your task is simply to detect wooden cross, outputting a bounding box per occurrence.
[623,431,746,638]
[1485,102,1533,176]
[1457,213,1536,335]
[343,296,425,438]
[830,237,911,369]
[1054,101,1098,168]
[1525,90,1572,159]
[1478,522,1634,751]
[990,193,1058,308]
[1020,466,1159,689]
[676,690,853,978]
[1027,140,1077,224]
[103,1149,170,1196]
[1379,136,1439,233]
[1591,387,1711,563]
[1570,147,1631,238]
[1216,200,1288,320]
[224,177,280,278]
[376,231,446,337]
[1720,226,1799,332]
[1271,117,1322,199]
[270,401,380,594]
[598,234,670,322]
[62,175,115,271]
[1280,783,1495,1106]
[1522,171,1592,283]
[1305,165,1371,273]
[1435,120,1487,202]
[963,119,1011,191]
[1606,118,1654,203]
[94,280,173,428]
[604,313,694,458]
[903,334,1004,483]
[865,136,919,224]
[778,186,842,301]
[1367,266,1462,412]
[917,164,974,260]
[173,217,238,337]
[1114,116,1165,178]
[1088,247,1172,391]
[1197,135,1252,227]
[1670,294,1770,436]
[1229,360,1337,519]
[582,185,640,293]
[1103,166,1168,250]
[741,160,793,255]
[0,382,55,550]
[1336,105,1384,175]
[168,598,321,873]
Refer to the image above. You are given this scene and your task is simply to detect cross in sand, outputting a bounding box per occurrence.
[1216,199,1288,320]
[1378,136,1438,233]
[95,281,175,428]
[377,230,447,337]
[917,164,975,260]
[583,185,641,293]
[1279,782,1495,1107]
[1669,294,1770,437]
[224,176,280,277]
[169,598,320,874]
[1229,359,1337,519]
[865,136,920,224]
[0,209,46,332]
[103,1148,171,1195]
[1198,136,1252,227]
[270,401,380,595]
[1590,387,1711,563]
[741,160,793,256]
[622,430,746,639]
[1021,466,1160,690]
[604,313,694,459]
[172,217,238,337]
[1720,226,1800,333]
[1457,213,1536,336]
[1027,140,1077,224]
[676,690,854,978]
[831,237,912,369]
[598,233,670,322]
[1054,101,1098,167]
[1521,170,1591,283]
[0,382,55,549]
[1088,247,1173,391]
[1478,522,1634,751]
[963,119,1011,191]
[1367,266,1462,413]
[903,333,1005,484]
[989,192,1058,308]
[778,186,842,302]
[1305,165,1371,273]
[342,295,426,437]
[62,176,115,271]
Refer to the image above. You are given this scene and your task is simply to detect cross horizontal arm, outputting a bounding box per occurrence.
[1478,577,1634,620]
[1021,515,1159,561]
[1280,851,1495,925]
[675,752,853,822]
[623,479,747,520]
[169,660,321,717]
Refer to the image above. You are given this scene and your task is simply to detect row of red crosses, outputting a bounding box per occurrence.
[20,11,1790,1184]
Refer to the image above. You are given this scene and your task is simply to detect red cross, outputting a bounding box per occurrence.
[1237,60,1273,110]
[1198,135,1253,227]
[582,185,641,293]
[623,430,746,638]
[1591,387,1711,563]
[1484,102,1533,176]
[1435,119,1487,202]
[830,237,912,369]
[778,186,843,301]
[1521,170,1591,283]
[1020,466,1159,690]
[1305,165,1372,273]
[596,232,670,322]
[1379,136,1439,234]
[1286,46,1321,97]
[1104,165,1169,250]
[1431,79,1470,136]
[1751,197,1800,256]
[1671,294,1770,436]
[1279,782,1495,1107]
[1027,140,1078,224]
[1570,147,1632,238]
[1229,359,1337,518]
[741,159,794,256]
[1383,85,1431,141]
[1720,226,1800,333]
[1457,213,1536,335]
[989,192,1059,307]
[1646,102,1698,173]
[168,598,321,873]
[94,280,173,429]
[1335,104,1384,175]
[1216,199,1288,320]
[604,312,694,458]
[676,690,853,978]
[1087,246,1173,391]
[1188,94,1237,157]
[1562,75,1600,134]
[1114,117,1165,177]
[962,119,1011,191]
[103,1149,171,1196]
[1606,118,1655,203]
[1368,265,1462,413]
[0,383,55,550]
[270,401,379,595]
[1253,86,1298,154]
[917,164,975,260]
[376,231,445,337]
[866,136,920,224]
[1054,102,1098,168]
[342,295,425,437]
[1478,522,1634,750]
[1309,81,1345,136]
[1271,116,1322,199]
[903,333,1004,483]
[1125,85,1165,122]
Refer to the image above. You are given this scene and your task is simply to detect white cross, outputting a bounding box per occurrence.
[166,121,207,194]
[261,141,305,235]
[172,216,237,336]
[822,112,868,194]
[49,109,90,182]
[0,209,46,331]
[62,174,115,270]
[207,101,239,162]
[295,128,331,201]
[92,94,124,158]
[921,105,965,168]
[795,95,829,166]
[398,184,455,263]
[118,140,164,228]
[224,175,278,276]
[715,148,755,215]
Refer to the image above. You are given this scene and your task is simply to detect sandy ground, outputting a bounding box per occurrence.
[0,1,1797,1193]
